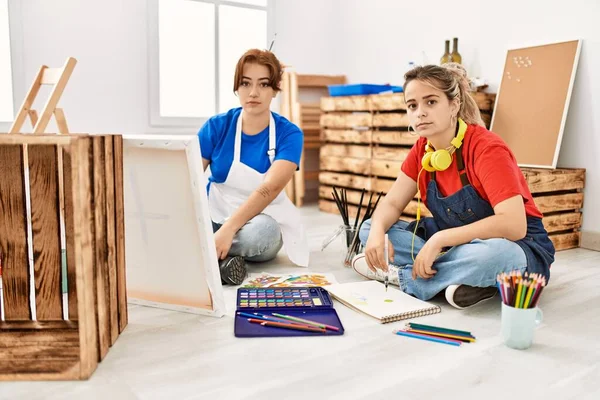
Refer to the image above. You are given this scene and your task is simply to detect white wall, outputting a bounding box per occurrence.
[2,0,598,238]
[1,0,196,135]
[275,0,600,239]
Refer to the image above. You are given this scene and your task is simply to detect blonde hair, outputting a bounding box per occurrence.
[403,63,485,127]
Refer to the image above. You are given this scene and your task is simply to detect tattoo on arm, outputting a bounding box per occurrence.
[257,185,271,199]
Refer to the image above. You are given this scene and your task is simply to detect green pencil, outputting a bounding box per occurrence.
[406,322,474,338]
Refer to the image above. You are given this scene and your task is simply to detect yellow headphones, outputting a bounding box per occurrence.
[421,117,468,172]
[411,117,468,262]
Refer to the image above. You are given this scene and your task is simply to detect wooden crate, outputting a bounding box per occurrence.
[319,92,584,251]
[0,134,127,381]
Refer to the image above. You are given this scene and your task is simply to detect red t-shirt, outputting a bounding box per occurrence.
[401,124,543,218]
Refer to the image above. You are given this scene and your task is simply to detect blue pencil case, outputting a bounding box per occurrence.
[234,287,345,337]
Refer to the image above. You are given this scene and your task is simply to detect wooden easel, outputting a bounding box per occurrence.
[9,57,77,134]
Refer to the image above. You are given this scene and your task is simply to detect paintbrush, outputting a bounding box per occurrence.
[384,233,389,292]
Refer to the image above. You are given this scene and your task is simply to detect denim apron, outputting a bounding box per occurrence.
[407,146,555,280]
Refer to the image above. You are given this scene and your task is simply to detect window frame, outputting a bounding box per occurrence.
[0,0,24,128]
[147,0,274,128]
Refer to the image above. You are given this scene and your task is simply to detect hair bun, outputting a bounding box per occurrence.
[442,62,468,79]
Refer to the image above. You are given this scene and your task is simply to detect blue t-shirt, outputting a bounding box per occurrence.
[198,107,303,192]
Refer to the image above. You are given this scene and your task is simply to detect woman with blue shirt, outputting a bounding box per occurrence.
[199,49,309,285]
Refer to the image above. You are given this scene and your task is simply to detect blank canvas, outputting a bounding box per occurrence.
[123,135,225,316]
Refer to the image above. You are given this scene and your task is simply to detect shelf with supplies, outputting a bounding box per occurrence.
[280,71,347,207]
[318,91,585,251]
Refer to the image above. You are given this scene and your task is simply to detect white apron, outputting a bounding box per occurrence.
[208,111,309,267]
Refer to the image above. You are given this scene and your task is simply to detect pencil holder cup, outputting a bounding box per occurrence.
[501,303,543,350]
[341,225,362,267]
[320,225,363,267]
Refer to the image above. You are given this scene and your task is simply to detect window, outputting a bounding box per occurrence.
[150,0,270,127]
[0,0,13,122]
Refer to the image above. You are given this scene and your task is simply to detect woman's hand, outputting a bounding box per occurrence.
[412,233,444,280]
[364,231,394,272]
[214,225,236,260]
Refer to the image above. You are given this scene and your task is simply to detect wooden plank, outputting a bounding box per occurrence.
[63,147,78,320]
[0,135,74,146]
[0,359,80,381]
[371,159,403,178]
[320,113,372,129]
[32,58,77,134]
[296,74,346,87]
[28,145,63,321]
[470,92,496,111]
[69,137,99,379]
[9,65,45,133]
[322,129,372,144]
[481,113,492,128]
[372,177,395,193]
[113,135,128,333]
[320,144,371,159]
[0,320,77,330]
[372,130,419,146]
[0,329,79,359]
[0,144,31,321]
[520,168,585,193]
[320,156,370,175]
[542,212,582,233]
[321,96,371,112]
[372,146,411,161]
[373,113,410,128]
[319,172,371,190]
[533,192,584,214]
[305,170,320,181]
[371,93,406,111]
[104,136,119,345]
[549,231,580,251]
[92,136,110,361]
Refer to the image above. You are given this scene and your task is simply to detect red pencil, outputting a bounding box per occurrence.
[248,318,326,333]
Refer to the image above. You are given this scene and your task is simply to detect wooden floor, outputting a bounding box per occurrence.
[1,205,599,399]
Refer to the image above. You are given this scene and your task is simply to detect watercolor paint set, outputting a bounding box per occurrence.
[234,287,344,337]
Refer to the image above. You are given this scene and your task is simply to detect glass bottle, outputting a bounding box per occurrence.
[451,37,462,64]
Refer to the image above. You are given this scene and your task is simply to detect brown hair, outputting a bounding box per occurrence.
[233,49,283,93]
[403,63,485,126]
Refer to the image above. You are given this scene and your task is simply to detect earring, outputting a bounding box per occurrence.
[408,125,417,136]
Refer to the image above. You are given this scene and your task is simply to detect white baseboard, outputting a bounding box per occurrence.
[581,230,600,252]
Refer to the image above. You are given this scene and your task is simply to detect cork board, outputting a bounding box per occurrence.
[490,40,582,168]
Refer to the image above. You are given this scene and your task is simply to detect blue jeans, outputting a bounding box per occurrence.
[212,214,283,262]
[359,219,527,300]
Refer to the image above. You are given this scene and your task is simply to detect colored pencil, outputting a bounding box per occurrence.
[271,313,340,332]
[237,312,314,328]
[406,322,474,338]
[248,318,326,333]
[394,330,461,346]
[406,328,476,343]
[497,271,546,308]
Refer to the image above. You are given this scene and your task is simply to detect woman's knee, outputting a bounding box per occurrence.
[465,238,527,267]
[236,214,282,251]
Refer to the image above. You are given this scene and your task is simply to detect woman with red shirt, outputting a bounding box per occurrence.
[352,63,555,309]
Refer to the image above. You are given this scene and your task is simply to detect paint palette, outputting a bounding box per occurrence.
[237,287,333,309]
[234,287,344,338]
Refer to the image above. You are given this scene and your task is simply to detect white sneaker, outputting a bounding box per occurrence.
[351,253,399,286]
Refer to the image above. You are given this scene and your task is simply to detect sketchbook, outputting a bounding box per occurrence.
[324,281,441,323]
